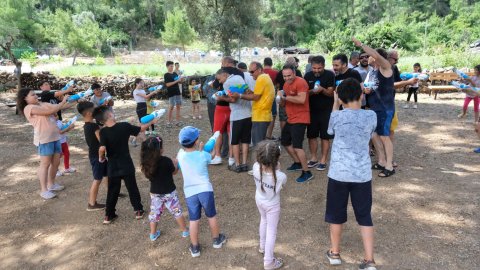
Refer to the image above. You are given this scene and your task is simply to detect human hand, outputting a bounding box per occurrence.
[198,141,204,150]
[352,37,362,47]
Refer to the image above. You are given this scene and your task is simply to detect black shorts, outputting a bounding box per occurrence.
[325,178,373,226]
[281,123,307,149]
[89,156,107,181]
[136,102,147,121]
[307,110,333,140]
[192,100,200,104]
[230,117,252,145]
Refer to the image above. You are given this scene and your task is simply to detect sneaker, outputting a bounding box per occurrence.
[55,170,64,177]
[286,162,302,172]
[63,167,76,174]
[296,171,314,183]
[118,192,127,198]
[103,214,118,224]
[412,104,418,109]
[198,115,202,119]
[264,257,284,270]
[145,131,151,136]
[135,210,145,220]
[150,230,161,241]
[358,259,377,270]
[240,164,249,172]
[228,164,243,173]
[248,170,254,176]
[213,233,227,248]
[189,244,201,257]
[259,247,265,254]
[326,250,342,265]
[474,147,480,153]
[192,116,196,119]
[403,104,409,109]
[316,163,327,171]
[211,156,223,165]
[87,202,106,211]
[48,183,65,191]
[307,160,319,168]
[130,139,138,147]
[176,121,183,127]
[228,157,235,166]
[458,113,466,119]
[166,122,173,128]
[182,230,190,238]
[40,190,57,200]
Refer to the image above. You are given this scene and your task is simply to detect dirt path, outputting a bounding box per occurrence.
[0,93,478,270]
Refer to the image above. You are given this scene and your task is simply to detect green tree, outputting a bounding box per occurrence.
[47,10,104,65]
[160,8,197,56]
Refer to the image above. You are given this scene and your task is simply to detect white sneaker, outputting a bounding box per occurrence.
[413,104,417,109]
[198,115,202,119]
[403,104,409,109]
[63,167,76,173]
[41,190,57,200]
[210,156,222,165]
[192,116,196,119]
[228,157,235,166]
[48,183,65,191]
[248,170,254,176]
[56,170,64,177]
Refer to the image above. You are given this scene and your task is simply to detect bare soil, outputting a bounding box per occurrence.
[0,93,478,270]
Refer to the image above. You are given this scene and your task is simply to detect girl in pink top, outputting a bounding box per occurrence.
[458,65,480,123]
[17,88,70,199]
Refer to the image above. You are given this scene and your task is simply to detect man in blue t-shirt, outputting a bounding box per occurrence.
[353,37,396,178]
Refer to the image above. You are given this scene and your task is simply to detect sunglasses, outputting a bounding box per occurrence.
[359,56,369,59]
[249,69,258,74]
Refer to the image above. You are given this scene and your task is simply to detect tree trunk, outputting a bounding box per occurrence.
[15,62,22,92]
[183,44,186,57]
[72,51,77,66]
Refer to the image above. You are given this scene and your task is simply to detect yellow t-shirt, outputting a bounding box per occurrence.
[252,74,275,122]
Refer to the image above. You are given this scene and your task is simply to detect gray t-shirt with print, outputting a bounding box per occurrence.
[327,109,377,182]
[90,92,112,107]
[224,74,252,121]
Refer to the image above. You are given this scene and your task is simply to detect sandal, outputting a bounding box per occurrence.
[378,168,395,177]
[371,163,385,170]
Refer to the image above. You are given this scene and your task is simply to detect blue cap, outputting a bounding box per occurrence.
[179,126,200,145]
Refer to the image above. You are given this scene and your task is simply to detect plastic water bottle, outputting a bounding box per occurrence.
[335,80,343,86]
[207,80,214,87]
[140,109,166,124]
[314,80,321,90]
[363,81,376,88]
[62,80,75,91]
[212,90,227,100]
[148,85,163,92]
[453,68,470,79]
[60,115,78,131]
[452,81,480,91]
[150,100,159,107]
[98,96,112,106]
[400,73,430,81]
[203,131,220,152]
[276,90,284,103]
[192,84,201,91]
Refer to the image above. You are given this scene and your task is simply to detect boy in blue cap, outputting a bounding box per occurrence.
[177,126,227,257]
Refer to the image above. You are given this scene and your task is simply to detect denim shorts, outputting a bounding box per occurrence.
[185,192,217,221]
[169,95,182,106]
[38,140,62,156]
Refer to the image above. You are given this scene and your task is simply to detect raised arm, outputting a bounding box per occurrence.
[53,85,75,98]
[352,37,391,71]
[30,95,69,116]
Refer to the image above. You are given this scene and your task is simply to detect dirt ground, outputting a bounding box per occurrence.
[0,92,478,270]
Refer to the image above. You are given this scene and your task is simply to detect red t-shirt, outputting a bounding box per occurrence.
[264,68,279,85]
[284,77,310,124]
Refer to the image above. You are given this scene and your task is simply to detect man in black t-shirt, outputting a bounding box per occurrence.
[164,61,184,126]
[332,53,363,84]
[39,81,75,120]
[94,106,158,224]
[303,56,336,171]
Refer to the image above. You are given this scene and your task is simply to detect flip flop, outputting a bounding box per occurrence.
[378,168,395,177]
[372,163,385,170]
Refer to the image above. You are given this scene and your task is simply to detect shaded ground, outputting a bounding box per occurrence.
[0,92,478,269]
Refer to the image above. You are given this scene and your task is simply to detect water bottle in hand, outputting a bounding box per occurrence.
[61,116,78,131]
[62,80,75,91]
[314,80,321,91]
[98,96,112,106]
[140,109,166,124]
[203,131,220,153]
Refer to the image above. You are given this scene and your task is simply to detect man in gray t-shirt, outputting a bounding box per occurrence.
[215,68,252,173]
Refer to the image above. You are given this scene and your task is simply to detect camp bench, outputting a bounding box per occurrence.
[426,72,475,99]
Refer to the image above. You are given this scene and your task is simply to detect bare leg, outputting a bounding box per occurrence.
[266,116,276,139]
[294,148,309,171]
[329,223,343,253]
[360,226,375,261]
[48,153,61,187]
[380,135,394,170]
[176,105,181,122]
[150,222,158,235]
[319,139,330,164]
[175,215,188,232]
[189,220,200,245]
[214,133,223,158]
[372,133,386,167]
[232,144,241,165]
[89,180,102,205]
[241,143,249,165]
[207,216,220,238]
[168,105,174,123]
[308,138,318,162]
[38,155,53,193]
[285,145,300,163]
[280,121,286,131]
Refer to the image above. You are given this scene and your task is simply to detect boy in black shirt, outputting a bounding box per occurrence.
[39,80,75,120]
[164,61,184,126]
[93,106,159,224]
[77,102,106,211]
